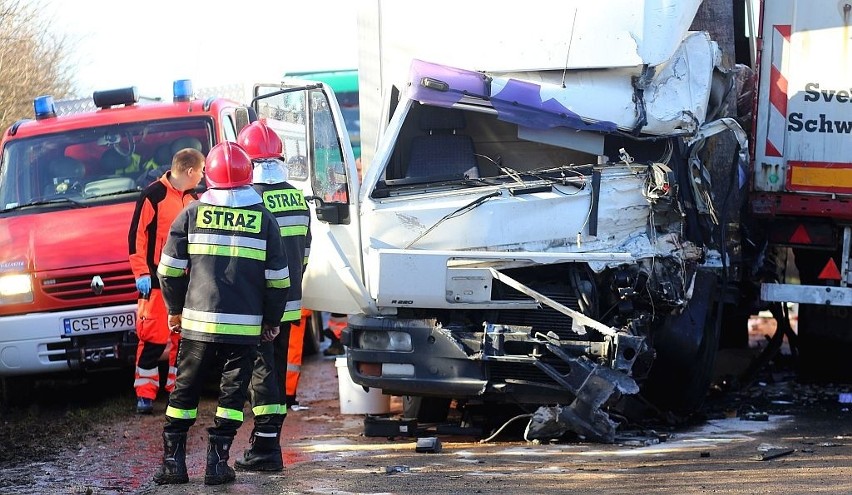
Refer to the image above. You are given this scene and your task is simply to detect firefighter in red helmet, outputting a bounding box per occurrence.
[153,142,289,486]
[233,120,312,472]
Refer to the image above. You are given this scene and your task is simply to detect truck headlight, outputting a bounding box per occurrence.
[0,273,34,304]
[358,330,412,351]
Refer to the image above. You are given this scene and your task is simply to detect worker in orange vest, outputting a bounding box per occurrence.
[128,147,205,414]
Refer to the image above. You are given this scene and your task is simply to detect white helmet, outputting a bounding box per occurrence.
[252,157,289,184]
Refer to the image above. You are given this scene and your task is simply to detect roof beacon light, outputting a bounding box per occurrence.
[173,79,193,102]
[33,95,57,120]
[93,87,139,109]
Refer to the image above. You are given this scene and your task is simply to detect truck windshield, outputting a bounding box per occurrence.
[0,119,213,212]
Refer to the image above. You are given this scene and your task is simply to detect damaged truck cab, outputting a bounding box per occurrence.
[255,0,748,441]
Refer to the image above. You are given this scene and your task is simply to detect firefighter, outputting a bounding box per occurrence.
[233,121,311,472]
[128,147,205,414]
[153,142,289,486]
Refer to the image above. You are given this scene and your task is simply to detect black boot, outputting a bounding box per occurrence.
[204,434,236,485]
[323,329,345,356]
[235,424,283,472]
[153,432,189,485]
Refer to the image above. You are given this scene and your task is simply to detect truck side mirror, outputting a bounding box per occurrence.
[305,195,350,225]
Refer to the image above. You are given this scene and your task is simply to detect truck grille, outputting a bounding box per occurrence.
[496,291,580,339]
[487,359,572,386]
[41,269,137,301]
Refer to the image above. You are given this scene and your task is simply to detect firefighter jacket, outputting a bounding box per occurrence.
[128,172,198,290]
[157,186,290,345]
[253,181,311,323]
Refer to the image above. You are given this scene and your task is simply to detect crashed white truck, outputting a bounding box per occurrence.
[256,1,749,442]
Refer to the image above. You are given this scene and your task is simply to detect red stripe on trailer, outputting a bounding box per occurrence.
[768,65,788,116]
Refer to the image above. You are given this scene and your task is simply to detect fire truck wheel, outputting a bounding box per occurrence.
[0,376,34,407]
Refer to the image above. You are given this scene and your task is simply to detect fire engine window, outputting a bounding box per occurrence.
[0,118,214,210]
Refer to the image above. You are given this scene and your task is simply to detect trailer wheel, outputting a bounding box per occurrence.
[796,304,852,383]
[642,270,720,415]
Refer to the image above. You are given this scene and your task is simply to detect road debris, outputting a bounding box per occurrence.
[415,437,442,453]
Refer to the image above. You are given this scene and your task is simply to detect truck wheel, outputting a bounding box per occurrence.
[302,311,323,357]
[642,270,720,415]
[402,396,451,423]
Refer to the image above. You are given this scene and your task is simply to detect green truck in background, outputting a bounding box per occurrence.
[284,69,360,161]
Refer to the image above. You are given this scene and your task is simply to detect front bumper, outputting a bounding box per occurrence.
[344,314,646,405]
[344,315,490,398]
[0,303,138,376]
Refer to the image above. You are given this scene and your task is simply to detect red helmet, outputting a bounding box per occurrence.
[205,142,253,189]
[237,121,283,160]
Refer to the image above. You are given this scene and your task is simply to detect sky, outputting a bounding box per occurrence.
[37,0,360,100]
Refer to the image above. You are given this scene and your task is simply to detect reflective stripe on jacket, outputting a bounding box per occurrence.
[254,182,311,323]
[157,187,289,344]
[128,173,198,286]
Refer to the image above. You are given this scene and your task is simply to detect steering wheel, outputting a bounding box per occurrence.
[113,131,136,158]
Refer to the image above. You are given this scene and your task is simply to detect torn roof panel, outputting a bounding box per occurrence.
[407,31,719,137]
[375,0,704,73]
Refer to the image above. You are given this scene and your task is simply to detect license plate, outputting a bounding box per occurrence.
[63,311,136,336]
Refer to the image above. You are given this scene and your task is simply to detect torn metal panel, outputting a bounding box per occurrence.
[408,32,720,137]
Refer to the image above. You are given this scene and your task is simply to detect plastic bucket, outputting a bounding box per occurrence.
[336,357,391,415]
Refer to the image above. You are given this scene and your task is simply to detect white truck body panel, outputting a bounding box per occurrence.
[753,0,852,193]
[357,0,706,167]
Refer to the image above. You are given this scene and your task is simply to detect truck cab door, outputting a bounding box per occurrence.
[252,82,368,315]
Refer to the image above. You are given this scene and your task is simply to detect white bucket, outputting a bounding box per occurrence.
[336,357,391,415]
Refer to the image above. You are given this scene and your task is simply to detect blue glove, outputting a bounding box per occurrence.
[135,275,151,297]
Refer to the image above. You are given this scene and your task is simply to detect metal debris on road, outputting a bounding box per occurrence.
[754,448,795,461]
[415,437,442,453]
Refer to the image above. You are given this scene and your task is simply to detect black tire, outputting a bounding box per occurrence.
[0,376,35,407]
[796,304,852,383]
[402,396,452,423]
[302,311,324,357]
[642,270,721,415]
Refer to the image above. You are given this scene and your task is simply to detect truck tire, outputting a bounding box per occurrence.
[642,270,720,415]
[796,304,852,383]
[402,396,451,423]
[302,311,324,357]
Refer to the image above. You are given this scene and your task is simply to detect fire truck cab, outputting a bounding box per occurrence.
[0,81,252,396]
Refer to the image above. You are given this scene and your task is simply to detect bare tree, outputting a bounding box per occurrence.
[0,0,75,131]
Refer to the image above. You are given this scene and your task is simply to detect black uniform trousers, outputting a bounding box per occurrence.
[247,324,291,427]
[164,338,255,437]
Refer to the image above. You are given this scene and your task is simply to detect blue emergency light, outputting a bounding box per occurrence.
[33,95,57,120]
[173,80,193,102]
